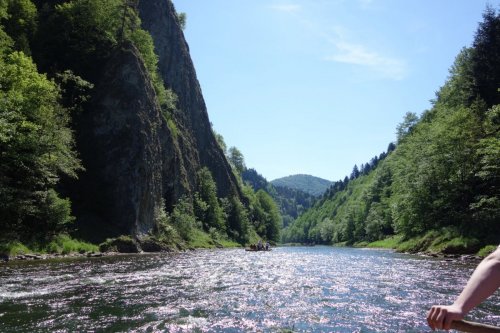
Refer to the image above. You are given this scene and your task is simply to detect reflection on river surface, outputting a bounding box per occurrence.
[0,246,499,332]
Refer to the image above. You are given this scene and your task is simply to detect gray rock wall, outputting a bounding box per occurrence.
[138,0,241,200]
[75,45,165,239]
[71,0,243,241]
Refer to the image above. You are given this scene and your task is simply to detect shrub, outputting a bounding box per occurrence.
[99,235,138,253]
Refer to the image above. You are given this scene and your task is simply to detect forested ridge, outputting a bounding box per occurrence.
[283,7,500,254]
[0,0,281,256]
[270,174,332,197]
[242,168,315,228]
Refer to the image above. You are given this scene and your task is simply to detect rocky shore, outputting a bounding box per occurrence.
[416,252,482,261]
[0,251,110,263]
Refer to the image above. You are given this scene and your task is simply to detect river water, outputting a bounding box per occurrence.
[0,246,499,332]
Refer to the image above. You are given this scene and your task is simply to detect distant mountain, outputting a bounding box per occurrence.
[271,174,332,197]
[242,169,316,228]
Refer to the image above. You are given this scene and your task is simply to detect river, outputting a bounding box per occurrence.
[0,246,499,332]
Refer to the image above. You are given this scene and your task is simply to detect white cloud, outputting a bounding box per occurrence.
[269,4,301,13]
[325,33,407,81]
[268,3,407,80]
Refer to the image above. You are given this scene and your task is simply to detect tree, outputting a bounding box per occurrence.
[0,2,14,56]
[228,146,246,175]
[213,130,227,155]
[2,0,37,54]
[256,190,282,242]
[350,164,360,180]
[222,195,250,244]
[34,0,123,79]
[195,167,224,232]
[396,112,419,143]
[471,6,500,108]
[0,51,81,241]
[176,12,186,30]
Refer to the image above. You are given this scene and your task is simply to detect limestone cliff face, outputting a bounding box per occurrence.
[69,0,241,241]
[138,0,241,199]
[73,45,169,241]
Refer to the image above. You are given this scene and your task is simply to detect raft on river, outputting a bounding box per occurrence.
[245,248,272,252]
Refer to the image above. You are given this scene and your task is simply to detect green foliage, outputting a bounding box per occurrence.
[391,103,482,236]
[194,167,225,232]
[169,196,197,241]
[46,234,98,254]
[0,25,13,56]
[99,235,138,253]
[0,234,98,256]
[176,12,186,30]
[255,190,282,242]
[55,69,94,111]
[213,130,227,155]
[271,174,332,197]
[477,245,498,258]
[40,189,75,231]
[436,47,475,108]
[0,51,81,241]
[242,168,313,229]
[393,229,481,254]
[366,235,404,249]
[1,0,37,54]
[471,6,500,107]
[35,0,122,77]
[128,25,178,115]
[34,0,179,119]
[227,146,245,175]
[155,201,183,246]
[222,195,250,244]
[285,9,500,252]
[0,241,30,256]
[285,20,499,251]
[186,228,217,248]
[396,111,419,143]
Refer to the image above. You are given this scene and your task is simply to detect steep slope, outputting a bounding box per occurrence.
[138,0,241,200]
[48,0,244,242]
[271,174,332,197]
[68,44,169,241]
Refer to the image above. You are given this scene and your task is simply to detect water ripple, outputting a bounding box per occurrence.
[0,247,499,332]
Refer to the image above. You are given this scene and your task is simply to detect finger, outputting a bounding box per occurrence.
[435,308,447,330]
[443,314,455,331]
[427,307,437,330]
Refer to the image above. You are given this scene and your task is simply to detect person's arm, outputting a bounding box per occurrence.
[427,247,500,331]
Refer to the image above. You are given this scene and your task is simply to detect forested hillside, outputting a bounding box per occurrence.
[271,174,332,197]
[242,168,315,228]
[0,0,281,255]
[283,7,500,254]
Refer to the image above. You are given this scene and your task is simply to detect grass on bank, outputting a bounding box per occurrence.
[363,230,495,258]
[0,234,99,257]
[187,228,241,249]
[365,235,404,249]
[477,245,498,257]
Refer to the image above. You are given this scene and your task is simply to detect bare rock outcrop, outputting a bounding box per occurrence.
[73,44,167,240]
[138,0,241,200]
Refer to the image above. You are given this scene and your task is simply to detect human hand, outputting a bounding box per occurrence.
[427,304,465,331]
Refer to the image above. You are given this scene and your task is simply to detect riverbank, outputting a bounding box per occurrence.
[0,229,243,263]
[355,233,497,259]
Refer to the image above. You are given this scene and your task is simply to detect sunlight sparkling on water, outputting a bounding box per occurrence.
[0,247,499,332]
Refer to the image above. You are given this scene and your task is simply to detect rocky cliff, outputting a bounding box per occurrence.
[138,0,241,199]
[68,0,241,242]
[70,44,169,241]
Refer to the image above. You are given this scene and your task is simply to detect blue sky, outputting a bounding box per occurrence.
[173,0,499,182]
